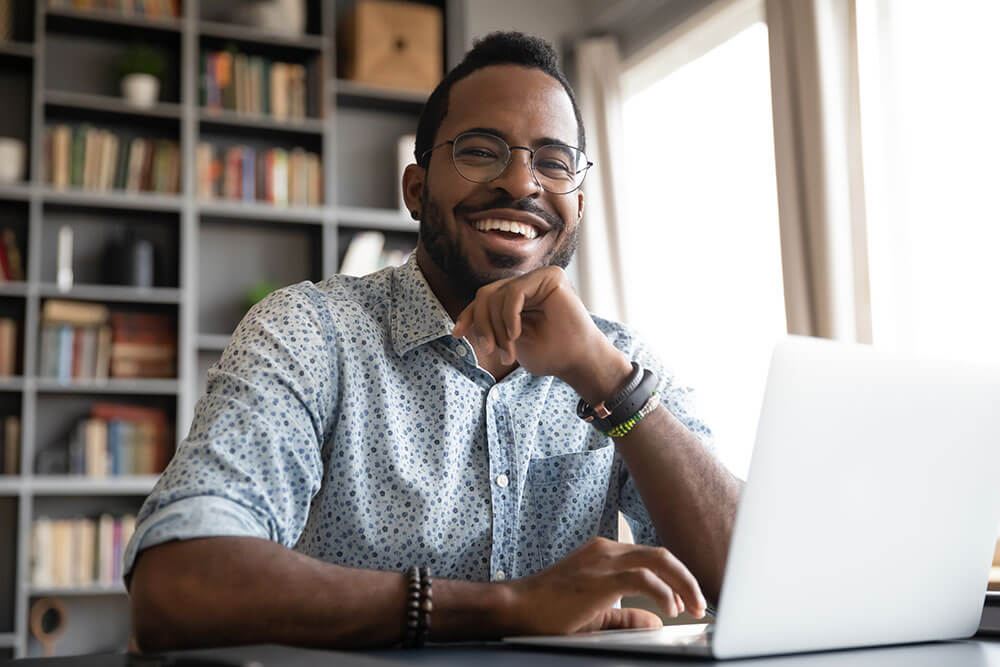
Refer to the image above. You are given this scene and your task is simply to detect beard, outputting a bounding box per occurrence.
[419,188,579,301]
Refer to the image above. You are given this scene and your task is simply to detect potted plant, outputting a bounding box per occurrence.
[116,44,167,108]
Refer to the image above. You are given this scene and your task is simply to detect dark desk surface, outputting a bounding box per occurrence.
[8,637,1000,667]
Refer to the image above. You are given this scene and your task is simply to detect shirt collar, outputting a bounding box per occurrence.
[390,254,458,357]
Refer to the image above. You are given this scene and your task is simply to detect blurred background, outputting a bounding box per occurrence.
[0,0,997,657]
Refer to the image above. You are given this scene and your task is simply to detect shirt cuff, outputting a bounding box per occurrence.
[122,495,272,585]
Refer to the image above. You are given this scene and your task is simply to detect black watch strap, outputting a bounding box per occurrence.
[576,361,641,429]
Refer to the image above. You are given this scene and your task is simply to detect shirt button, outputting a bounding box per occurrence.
[495,570,506,581]
[456,346,468,357]
[495,473,509,488]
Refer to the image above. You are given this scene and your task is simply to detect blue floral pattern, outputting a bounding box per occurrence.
[123,255,714,584]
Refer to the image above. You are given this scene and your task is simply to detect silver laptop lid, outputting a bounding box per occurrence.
[713,336,1000,659]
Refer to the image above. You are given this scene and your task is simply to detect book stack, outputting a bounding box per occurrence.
[67,402,171,476]
[0,415,20,475]
[201,50,320,120]
[196,142,322,206]
[46,125,181,194]
[38,300,112,382]
[0,228,24,282]
[110,311,176,378]
[46,0,180,18]
[30,513,136,589]
[0,317,18,375]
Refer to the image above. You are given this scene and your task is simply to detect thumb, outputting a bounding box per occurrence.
[586,607,665,632]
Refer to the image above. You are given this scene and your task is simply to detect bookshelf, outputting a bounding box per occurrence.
[0,0,446,657]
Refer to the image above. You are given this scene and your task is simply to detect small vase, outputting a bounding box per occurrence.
[121,73,160,108]
[0,137,25,184]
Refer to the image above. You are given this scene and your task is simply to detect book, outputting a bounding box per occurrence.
[0,318,17,375]
[3,415,18,475]
[3,229,24,281]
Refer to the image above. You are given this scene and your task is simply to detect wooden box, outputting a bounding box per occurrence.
[339,0,443,92]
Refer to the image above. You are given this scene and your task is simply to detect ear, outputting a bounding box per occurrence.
[576,189,585,221]
[402,164,426,218]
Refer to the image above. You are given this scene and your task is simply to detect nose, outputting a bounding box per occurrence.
[491,147,542,199]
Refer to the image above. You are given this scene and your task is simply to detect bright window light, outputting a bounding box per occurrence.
[621,19,784,479]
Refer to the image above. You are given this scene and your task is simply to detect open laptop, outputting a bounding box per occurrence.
[505,336,1000,659]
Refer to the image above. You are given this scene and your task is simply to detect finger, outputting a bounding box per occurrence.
[617,546,706,618]
[502,286,525,343]
[489,290,513,364]
[472,296,496,354]
[616,568,678,618]
[597,607,663,631]
[452,304,472,339]
[674,591,685,615]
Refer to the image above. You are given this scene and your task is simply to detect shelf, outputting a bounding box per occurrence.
[0,183,33,202]
[38,283,182,304]
[0,376,26,391]
[199,108,324,135]
[0,477,23,495]
[45,6,182,35]
[40,187,183,212]
[198,200,325,224]
[197,334,231,351]
[336,206,418,233]
[29,475,159,495]
[198,21,325,52]
[0,282,29,297]
[0,41,35,59]
[27,584,127,597]
[34,377,179,395]
[334,79,428,113]
[45,90,183,120]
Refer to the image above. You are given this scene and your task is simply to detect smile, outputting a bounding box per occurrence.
[473,218,540,240]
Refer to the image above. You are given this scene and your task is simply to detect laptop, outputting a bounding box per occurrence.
[505,336,1000,659]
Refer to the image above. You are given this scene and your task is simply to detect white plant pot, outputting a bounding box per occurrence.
[121,73,160,108]
[0,137,25,184]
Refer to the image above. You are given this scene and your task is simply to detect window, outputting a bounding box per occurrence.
[620,1,783,478]
[856,1,1000,360]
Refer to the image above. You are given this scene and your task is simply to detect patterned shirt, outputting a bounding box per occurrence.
[123,255,714,583]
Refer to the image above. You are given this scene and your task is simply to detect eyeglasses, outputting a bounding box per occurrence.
[421,131,593,194]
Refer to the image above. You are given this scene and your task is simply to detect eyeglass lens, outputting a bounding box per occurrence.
[452,133,588,193]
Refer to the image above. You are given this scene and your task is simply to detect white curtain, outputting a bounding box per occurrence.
[573,37,629,322]
[765,0,872,342]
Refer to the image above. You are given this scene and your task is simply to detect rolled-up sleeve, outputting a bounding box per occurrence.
[123,283,338,581]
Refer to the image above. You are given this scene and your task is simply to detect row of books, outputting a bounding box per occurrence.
[47,0,180,18]
[46,125,181,194]
[201,50,321,120]
[0,415,20,475]
[196,143,323,206]
[38,300,177,380]
[67,402,172,476]
[0,228,24,281]
[31,514,136,589]
[0,318,18,376]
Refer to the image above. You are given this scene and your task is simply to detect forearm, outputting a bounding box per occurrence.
[129,536,516,651]
[614,407,743,602]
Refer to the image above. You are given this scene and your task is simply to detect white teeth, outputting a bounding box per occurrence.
[474,218,539,239]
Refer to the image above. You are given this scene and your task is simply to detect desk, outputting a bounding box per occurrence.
[8,638,1000,667]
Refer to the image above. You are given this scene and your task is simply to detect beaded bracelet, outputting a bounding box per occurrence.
[606,391,660,438]
[402,566,433,648]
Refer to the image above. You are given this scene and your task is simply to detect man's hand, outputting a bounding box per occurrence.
[500,537,707,635]
[451,266,632,403]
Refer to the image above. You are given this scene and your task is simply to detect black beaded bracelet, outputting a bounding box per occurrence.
[402,566,433,648]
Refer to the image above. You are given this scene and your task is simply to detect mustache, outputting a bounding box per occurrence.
[454,197,564,231]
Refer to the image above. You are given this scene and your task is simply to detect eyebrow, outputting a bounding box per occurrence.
[460,126,576,150]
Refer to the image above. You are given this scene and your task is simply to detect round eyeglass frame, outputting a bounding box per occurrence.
[420,131,594,195]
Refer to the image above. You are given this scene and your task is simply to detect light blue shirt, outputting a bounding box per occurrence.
[123,255,714,583]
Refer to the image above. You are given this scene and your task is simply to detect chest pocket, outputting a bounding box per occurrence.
[519,443,615,574]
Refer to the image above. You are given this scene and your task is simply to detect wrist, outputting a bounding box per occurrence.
[562,340,633,407]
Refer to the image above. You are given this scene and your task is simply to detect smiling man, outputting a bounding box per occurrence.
[126,32,742,651]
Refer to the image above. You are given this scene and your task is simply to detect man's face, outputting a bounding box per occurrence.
[415,65,584,299]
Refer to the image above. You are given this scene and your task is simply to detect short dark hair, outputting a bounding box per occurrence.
[415,31,586,168]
